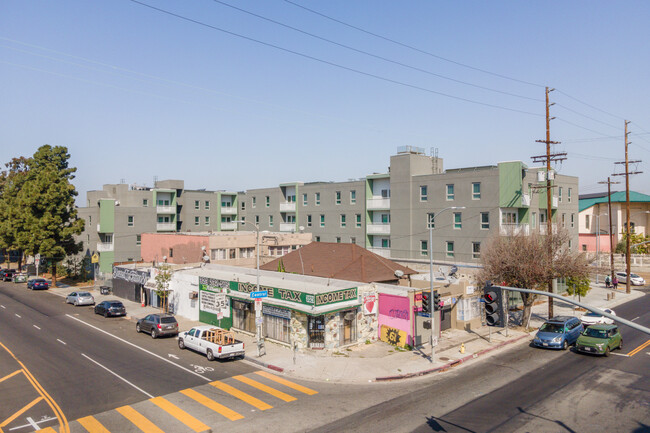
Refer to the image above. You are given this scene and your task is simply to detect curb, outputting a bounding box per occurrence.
[375,333,531,382]
[242,355,284,373]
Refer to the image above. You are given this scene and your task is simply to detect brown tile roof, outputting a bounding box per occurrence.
[260,242,416,283]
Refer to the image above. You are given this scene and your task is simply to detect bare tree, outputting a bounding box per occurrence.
[478,229,590,329]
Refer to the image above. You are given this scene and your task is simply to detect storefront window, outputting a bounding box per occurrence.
[232,300,255,333]
[263,305,291,344]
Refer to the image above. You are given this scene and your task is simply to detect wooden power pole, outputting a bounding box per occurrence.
[532,87,566,319]
[598,177,620,284]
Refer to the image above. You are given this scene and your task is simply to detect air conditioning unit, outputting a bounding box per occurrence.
[189,291,198,299]
[547,170,555,180]
[537,171,545,182]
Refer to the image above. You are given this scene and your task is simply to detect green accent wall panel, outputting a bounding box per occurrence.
[99,251,114,273]
[498,162,524,208]
[98,199,115,233]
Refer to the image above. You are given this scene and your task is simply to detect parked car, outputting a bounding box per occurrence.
[27,278,50,290]
[615,271,646,286]
[2,270,16,282]
[94,300,126,317]
[533,316,584,350]
[136,313,179,339]
[580,308,616,326]
[66,291,95,306]
[178,325,245,361]
[576,324,622,356]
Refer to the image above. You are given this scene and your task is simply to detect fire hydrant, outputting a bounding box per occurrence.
[460,343,465,354]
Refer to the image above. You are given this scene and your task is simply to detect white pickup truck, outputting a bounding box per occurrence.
[178,325,245,361]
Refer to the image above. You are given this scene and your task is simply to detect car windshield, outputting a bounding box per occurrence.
[35,279,45,282]
[161,317,176,324]
[539,323,563,333]
[630,273,640,278]
[584,312,603,317]
[584,328,609,338]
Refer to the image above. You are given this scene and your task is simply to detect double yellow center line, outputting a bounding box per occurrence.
[627,339,650,357]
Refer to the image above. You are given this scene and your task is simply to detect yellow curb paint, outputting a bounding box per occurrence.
[116,405,164,433]
[180,389,243,421]
[210,381,272,410]
[233,375,296,402]
[254,371,318,395]
[150,396,210,432]
[77,415,111,433]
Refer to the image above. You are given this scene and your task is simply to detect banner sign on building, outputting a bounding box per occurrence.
[199,277,229,290]
[362,294,377,315]
[112,267,150,285]
[230,280,358,307]
[262,304,291,320]
[199,289,230,318]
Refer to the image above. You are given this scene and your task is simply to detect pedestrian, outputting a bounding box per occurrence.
[612,275,618,290]
[605,275,611,288]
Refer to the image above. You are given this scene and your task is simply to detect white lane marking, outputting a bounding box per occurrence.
[25,417,39,430]
[15,314,21,318]
[8,416,57,431]
[168,354,179,359]
[56,339,67,345]
[65,314,209,381]
[631,317,639,322]
[33,325,41,330]
[610,352,629,357]
[81,353,154,398]
[1,305,5,309]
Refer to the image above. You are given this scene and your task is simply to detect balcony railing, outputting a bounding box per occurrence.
[156,205,175,214]
[367,247,391,258]
[97,242,114,252]
[279,223,296,232]
[279,202,296,212]
[539,224,558,235]
[499,223,530,236]
[221,207,237,215]
[221,222,237,231]
[367,198,390,210]
[366,223,391,235]
[156,222,176,231]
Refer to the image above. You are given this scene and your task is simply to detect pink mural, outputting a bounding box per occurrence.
[378,293,412,344]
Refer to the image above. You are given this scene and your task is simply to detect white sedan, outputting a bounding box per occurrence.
[580,308,616,326]
[615,272,646,286]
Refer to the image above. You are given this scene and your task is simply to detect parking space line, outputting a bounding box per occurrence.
[33,325,41,330]
[0,396,43,428]
[627,339,650,357]
[14,314,21,318]
[116,405,165,433]
[180,389,243,421]
[77,415,111,433]
[0,369,21,384]
[57,339,67,345]
[254,371,318,395]
[81,354,154,398]
[233,375,296,402]
[150,396,210,433]
[210,380,272,410]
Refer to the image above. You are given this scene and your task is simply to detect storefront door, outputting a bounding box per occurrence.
[340,309,357,346]
[308,315,325,349]
[232,300,255,333]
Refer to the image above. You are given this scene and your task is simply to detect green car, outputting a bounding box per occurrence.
[576,324,622,356]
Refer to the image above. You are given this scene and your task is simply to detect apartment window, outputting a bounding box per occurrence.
[205,216,210,225]
[336,191,341,205]
[303,193,308,206]
[480,212,489,230]
[381,213,390,224]
[336,237,341,243]
[307,215,312,227]
[269,215,273,227]
[571,213,575,228]
[340,214,346,228]
[194,216,199,226]
[381,238,390,248]
[561,213,566,227]
[158,216,170,223]
[287,194,295,203]
[427,213,435,229]
[104,234,113,244]
[315,192,321,205]
[89,215,91,223]
[239,247,254,259]
[350,190,356,204]
[252,197,256,208]
[136,234,141,245]
[265,196,270,207]
[472,182,481,200]
[169,248,174,258]
[446,241,455,258]
[420,240,428,256]
[558,187,563,202]
[568,188,572,203]
[350,237,356,244]
[381,189,390,198]
[446,184,455,200]
[320,214,325,227]
[453,212,462,229]
[127,215,134,227]
[142,199,148,207]
[472,242,481,259]
[502,211,517,225]
[315,236,320,242]
[241,216,245,224]
[205,200,210,210]
[211,248,226,260]
[420,185,427,201]
[241,201,246,211]
[540,210,547,224]
[585,215,590,230]
[255,215,259,225]
[356,214,362,228]
[194,200,199,210]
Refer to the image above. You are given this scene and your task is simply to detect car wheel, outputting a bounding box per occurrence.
[74,300,79,306]
[178,339,185,349]
[618,340,623,351]
[136,324,141,333]
[151,329,157,339]
[562,340,568,350]
[103,311,108,318]
[206,349,215,361]
[604,346,610,357]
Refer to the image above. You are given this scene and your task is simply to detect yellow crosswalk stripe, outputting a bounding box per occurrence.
[150,396,210,433]
[38,428,57,433]
[77,415,111,433]
[116,405,165,433]
[233,375,296,402]
[254,371,318,395]
[210,380,273,410]
[180,388,244,421]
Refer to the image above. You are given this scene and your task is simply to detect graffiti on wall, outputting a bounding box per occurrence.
[380,325,407,347]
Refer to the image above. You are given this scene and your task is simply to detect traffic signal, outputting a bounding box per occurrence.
[484,282,504,327]
[433,290,441,311]
[422,292,431,314]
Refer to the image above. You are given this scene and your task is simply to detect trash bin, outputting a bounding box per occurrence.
[100,286,111,295]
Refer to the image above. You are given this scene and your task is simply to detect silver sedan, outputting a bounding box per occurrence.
[66,291,95,306]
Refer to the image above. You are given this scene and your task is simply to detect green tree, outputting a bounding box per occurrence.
[154,264,172,313]
[615,231,650,254]
[566,276,591,302]
[0,157,31,269]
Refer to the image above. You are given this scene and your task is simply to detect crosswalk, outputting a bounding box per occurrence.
[65,371,318,433]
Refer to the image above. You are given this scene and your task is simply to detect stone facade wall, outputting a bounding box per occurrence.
[291,312,309,350]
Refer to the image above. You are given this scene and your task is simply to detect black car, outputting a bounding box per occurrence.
[2,270,16,281]
[136,313,179,339]
[94,300,126,317]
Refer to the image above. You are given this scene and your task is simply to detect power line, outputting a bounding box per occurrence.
[555,89,627,121]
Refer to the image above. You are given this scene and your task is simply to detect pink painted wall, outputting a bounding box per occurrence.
[579,234,613,252]
[141,233,208,264]
[378,293,412,343]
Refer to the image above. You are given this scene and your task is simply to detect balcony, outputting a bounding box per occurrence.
[221,207,237,215]
[280,223,296,232]
[156,205,175,214]
[279,202,296,212]
[539,224,558,235]
[367,198,390,210]
[367,223,390,235]
[97,242,114,252]
[156,222,176,231]
[368,247,391,258]
[500,223,530,236]
[522,193,531,207]
[221,222,236,231]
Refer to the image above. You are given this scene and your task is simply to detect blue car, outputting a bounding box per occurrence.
[27,278,49,290]
[533,316,583,350]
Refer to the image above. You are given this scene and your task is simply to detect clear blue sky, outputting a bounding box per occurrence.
[2,1,649,205]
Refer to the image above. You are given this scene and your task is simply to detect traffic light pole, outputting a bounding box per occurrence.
[428,225,436,361]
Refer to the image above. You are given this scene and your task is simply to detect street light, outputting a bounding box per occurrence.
[234,220,262,356]
[428,206,465,362]
[592,213,608,283]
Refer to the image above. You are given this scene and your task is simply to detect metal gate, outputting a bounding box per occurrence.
[308,315,325,349]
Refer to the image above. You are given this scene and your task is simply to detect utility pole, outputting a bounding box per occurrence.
[598,178,620,284]
[612,120,642,294]
[532,87,566,319]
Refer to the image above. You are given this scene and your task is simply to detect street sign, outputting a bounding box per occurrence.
[250,290,268,299]
[91,253,99,264]
[255,317,263,326]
